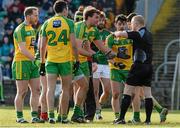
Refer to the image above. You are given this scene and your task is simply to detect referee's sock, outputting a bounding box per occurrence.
[145,98,153,122]
[119,94,131,120]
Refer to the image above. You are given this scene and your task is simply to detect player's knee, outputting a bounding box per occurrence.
[112,92,120,100]
[143,87,152,98]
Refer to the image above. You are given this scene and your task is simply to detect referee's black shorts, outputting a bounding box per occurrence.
[126,63,153,87]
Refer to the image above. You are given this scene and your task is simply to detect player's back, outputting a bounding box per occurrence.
[42,15,74,63]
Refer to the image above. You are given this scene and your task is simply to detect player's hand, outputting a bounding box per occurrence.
[114,62,126,69]
[39,63,46,76]
[105,50,116,59]
[34,59,40,67]
[92,52,105,62]
[92,62,98,73]
[73,61,80,73]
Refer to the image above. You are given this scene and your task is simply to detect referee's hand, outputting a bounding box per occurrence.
[39,63,46,76]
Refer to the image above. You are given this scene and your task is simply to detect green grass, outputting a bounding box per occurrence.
[0,106,180,128]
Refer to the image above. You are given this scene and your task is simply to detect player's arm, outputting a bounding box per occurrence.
[40,36,47,63]
[76,39,93,57]
[39,22,48,64]
[114,31,141,40]
[38,22,48,76]
[69,21,79,62]
[18,42,35,61]
[14,29,35,61]
[93,29,116,59]
[82,40,96,55]
[70,33,79,62]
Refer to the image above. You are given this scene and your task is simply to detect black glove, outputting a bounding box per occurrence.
[39,63,46,76]
[73,61,80,73]
[114,62,126,69]
[117,47,130,59]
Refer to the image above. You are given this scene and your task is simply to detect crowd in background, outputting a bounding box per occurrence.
[0,0,136,79]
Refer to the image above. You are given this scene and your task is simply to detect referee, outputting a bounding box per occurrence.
[113,15,153,125]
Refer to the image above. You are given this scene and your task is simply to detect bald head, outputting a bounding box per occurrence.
[132,15,145,26]
[131,15,145,31]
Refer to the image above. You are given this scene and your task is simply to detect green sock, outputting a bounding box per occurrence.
[0,84,4,101]
[16,111,23,119]
[115,112,120,119]
[152,97,163,113]
[57,114,61,122]
[80,107,84,117]
[31,111,38,118]
[73,105,81,116]
[61,114,67,120]
[133,112,140,120]
[49,111,55,119]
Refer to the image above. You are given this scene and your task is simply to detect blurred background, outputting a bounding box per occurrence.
[0,0,179,110]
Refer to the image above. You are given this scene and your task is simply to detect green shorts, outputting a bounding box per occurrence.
[46,61,72,76]
[73,67,84,81]
[12,61,39,80]
[110,69,129,83]
[80,61,90,77]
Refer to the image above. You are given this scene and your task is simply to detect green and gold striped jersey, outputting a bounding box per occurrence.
[106,34,133,70]
[75,21,100,62]
[40,15,74,63]
[13,22,36,61]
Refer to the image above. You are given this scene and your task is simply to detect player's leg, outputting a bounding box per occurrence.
[129,86,141,123]
[57,61,72,123]
[58,75,72,123]
[92,65,101,120]
[12,61,30,123]
[46,62,58,123]
[111,80,121,120]
[39,76,48,121]
[28,61,44,123]
[46,74,57,123]
[14,80,29,123]
[29,77,43,123]
[71,76,88,123]
[151,96,168,122]
[99,64,111,104]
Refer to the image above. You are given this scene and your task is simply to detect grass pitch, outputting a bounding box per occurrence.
[0,106,180,128]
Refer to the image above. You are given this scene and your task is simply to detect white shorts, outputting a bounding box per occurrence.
[93,64,110,79]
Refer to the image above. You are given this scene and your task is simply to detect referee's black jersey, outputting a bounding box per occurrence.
[127,27,153,64]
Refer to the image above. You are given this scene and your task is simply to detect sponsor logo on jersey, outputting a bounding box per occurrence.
[53,20,61,28]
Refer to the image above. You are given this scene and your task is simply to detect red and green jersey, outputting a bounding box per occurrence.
[106,33,133,70]
[13,22,36,61]
[40,15,74,63]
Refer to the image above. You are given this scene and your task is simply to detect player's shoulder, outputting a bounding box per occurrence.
[75,21,83,26]
[14,22,26,33]
[61,16,74,25]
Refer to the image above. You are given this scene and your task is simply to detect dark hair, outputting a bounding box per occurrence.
[53,0,67,14]
[83,7,100,20]
[115,14,127,23]
[24,6,38,17]
[127,12,137,22]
